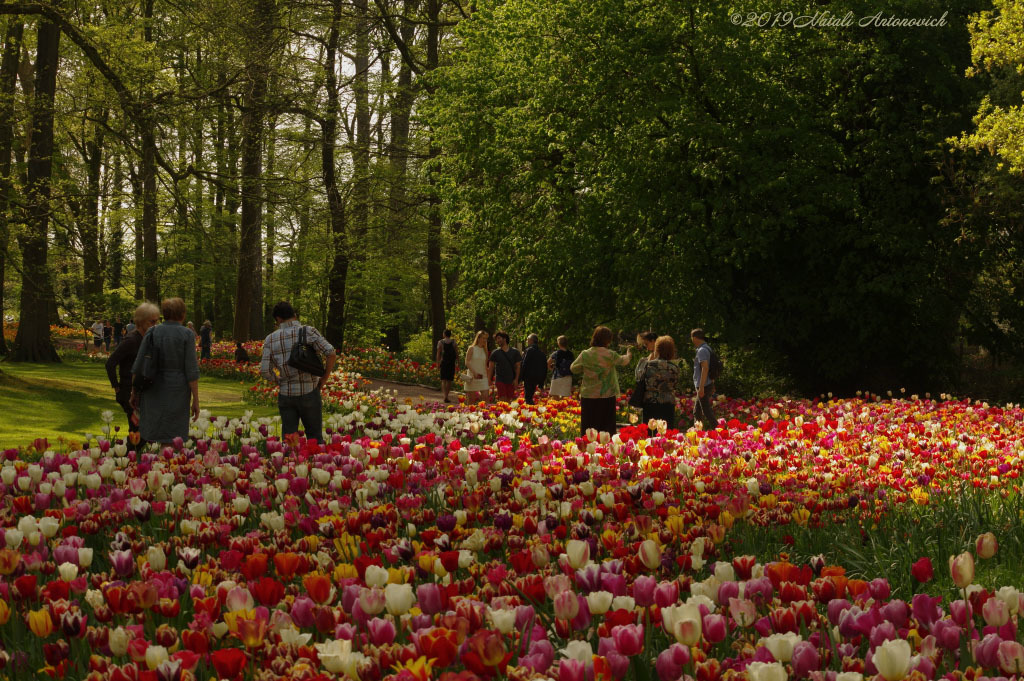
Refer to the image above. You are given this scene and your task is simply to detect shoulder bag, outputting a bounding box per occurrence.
[628,358,648,408]
[287,326,326,377]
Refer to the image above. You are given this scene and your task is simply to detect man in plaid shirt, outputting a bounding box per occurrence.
[260,301,337,442]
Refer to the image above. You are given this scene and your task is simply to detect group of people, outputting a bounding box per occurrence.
[438,330,573,405]
[436,326,718,433]
[89,318,129,354]
[105,298,333,448]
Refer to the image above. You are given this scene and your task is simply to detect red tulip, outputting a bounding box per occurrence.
[416,627,459,668]
[910,557,933,583]
[460,629,512,677]
[210,648,247,680]
[250,577,285,607]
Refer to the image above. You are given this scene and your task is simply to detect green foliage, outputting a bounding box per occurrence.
[429,0,992,397]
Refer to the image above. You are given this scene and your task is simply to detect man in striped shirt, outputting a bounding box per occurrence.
[260,301,337,442]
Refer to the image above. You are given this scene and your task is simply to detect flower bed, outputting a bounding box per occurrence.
[1,395,1024,680]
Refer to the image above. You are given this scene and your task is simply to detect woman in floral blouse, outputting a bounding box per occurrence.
[635,335,680,429]
[571,326,632,435]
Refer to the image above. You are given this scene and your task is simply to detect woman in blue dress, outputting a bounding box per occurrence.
[131,297,200,444]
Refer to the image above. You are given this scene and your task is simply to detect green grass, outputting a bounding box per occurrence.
[0,360,278,449]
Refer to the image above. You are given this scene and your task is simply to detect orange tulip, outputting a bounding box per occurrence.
[274,552,300,581]
[302,573,334,604]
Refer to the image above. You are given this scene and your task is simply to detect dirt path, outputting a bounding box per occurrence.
[363,378,454,406]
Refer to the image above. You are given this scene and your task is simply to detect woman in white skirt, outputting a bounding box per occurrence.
[463,330,490,402]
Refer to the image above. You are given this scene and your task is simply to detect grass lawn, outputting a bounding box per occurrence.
[0,360,278,449]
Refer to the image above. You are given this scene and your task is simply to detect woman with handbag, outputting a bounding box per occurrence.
[463,330,490,403]
[131,297,200,444]
[547,335,574,397]
[634,335,680,429]
[571,326,632,436]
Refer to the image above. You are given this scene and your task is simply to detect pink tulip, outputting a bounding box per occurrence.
[553,590,580,621]
[654,581,679,608]
[416,583,443,615]
[366,617,396,645]
[290,596,315,628]
[975,633,1002,669]
[633,576,656,607]
[997,640,1024,675]
[559,659,586,681]
[984,598,1010,627]
[656,644,690,681]
[702,614,727,643]
[611,623,644,656]
[597,638,630,678]
[730,598,758,627]
[932,620,961,651]
[791,641,820,678]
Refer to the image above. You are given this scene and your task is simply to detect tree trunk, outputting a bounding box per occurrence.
[345,0,371,331]
[80,112,106,318]
[264,115,277,330]
[425,0,445,346]
[323,0,348,348]
[0,20,23,355]
[380,0,417,348]
[130,164,143,299]
[12,10,60,362]
[140,0,159,302]
[192,67,204,328]
[233,0,276,342]
[107,152,124,289]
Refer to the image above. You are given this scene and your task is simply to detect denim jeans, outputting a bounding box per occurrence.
[278,387,324,442]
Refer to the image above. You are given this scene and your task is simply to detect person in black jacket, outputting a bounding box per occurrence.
[105,303,159,434]
[520,333,548,405]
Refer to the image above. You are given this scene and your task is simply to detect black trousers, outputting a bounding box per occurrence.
[580,396,617,435]
[642,402,676,429]
[115,390,140,433]
[524,379,540,404]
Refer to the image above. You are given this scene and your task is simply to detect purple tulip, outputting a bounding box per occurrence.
[109,550,134,578]
[880,599,909,628]
[519,640,555,673]
[869,621,897,648]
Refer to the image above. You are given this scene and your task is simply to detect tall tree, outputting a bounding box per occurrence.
[12,10,61,362]
[233,0,278,341]
[0,20,23,354]
[322,0,349,348]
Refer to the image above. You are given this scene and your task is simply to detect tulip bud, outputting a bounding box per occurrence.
[638,539,661,571]
[949,552,975,589]
[976,533,998,560]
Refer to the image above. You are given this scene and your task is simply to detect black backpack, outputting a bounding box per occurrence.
[706,344,723,382]
[287,326,326,377]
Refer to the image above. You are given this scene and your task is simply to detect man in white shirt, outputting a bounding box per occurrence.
[90,319,104,355]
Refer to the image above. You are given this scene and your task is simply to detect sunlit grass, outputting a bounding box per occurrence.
[0,360,277,448]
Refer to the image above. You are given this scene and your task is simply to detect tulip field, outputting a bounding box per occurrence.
[3,361,1024,681]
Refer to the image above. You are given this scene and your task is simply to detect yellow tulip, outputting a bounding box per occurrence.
[0,599,10,626]
[27,608,55,638]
